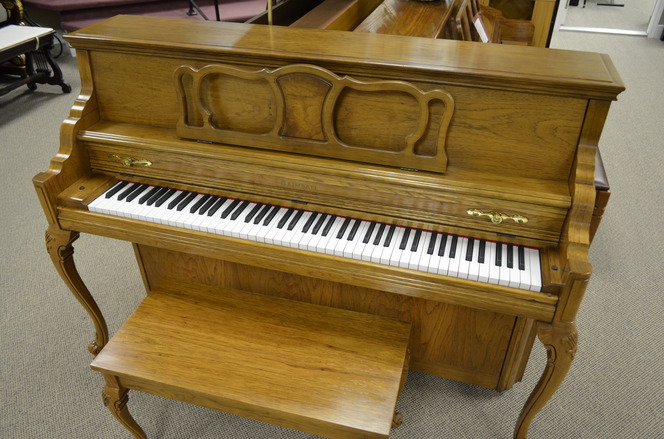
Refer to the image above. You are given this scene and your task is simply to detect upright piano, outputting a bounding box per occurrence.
[34,15,624,439]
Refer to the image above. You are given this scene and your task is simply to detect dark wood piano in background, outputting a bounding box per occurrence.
[34,15,623,439]
[250,0,557,47]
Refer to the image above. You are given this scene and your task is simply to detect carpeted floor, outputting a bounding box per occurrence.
[1,18,663,439]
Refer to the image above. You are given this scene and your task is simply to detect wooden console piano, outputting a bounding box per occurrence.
[34,15,624,439]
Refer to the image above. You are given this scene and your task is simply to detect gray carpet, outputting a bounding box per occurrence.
[1,26,663,439]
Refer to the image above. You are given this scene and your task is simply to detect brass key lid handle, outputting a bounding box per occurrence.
[110,154,153,167]
[467,209,528,225]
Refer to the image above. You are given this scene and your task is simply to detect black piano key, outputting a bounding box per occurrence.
[198,195,218,215]
[277,208,295,229]
[220,199,241,219]
[301,212,318,233]
[336,217,352,239]
[383,224,396,247]
[286,209,304,231]
[154,188,177,208]
[117,183,141,201]
[399,228,411,250]
[125,184,149,202]
[449,235,459,258]
[518,245,525,271]
[207,196,227,216]
[495,242,503,267]
[262,205,281,226]
[189,194,211,214]
[176,192,198,211]
[230,200,250,221]
[244,203,263,223]
[321,215,337,236]
[311,214,328,235]
[167,191,190,210]
[372,223,386,246]
[346,219,362,241]
[437,233,448,257]
[146,186,169,206]
[507,243,514,269]
[427,232,438,255]
[410,229,422,252]
[105,181,129,199]
[362,222,377,244]
[465,238,474,261]
[253,204,273,224]
[138,186,161,205]
[478,239,486,264]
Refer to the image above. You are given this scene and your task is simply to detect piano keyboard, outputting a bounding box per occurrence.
[88,181,542,292]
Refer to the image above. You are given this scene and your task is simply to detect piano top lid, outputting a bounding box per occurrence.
[65,15,624,100]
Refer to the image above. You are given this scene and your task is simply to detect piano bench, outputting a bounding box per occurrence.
[91,280,411,439]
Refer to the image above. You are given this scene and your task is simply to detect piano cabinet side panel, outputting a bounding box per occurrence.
[134,244,532,390]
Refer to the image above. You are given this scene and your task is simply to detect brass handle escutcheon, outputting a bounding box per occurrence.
[110,154,153,167]
[466,209,528,225]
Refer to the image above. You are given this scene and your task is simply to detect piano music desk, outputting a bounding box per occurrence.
[91,281,411,439]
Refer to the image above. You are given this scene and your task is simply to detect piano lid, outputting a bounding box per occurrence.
[65,15,624,100]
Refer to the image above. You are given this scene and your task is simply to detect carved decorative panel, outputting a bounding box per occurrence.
[175,64,454,173]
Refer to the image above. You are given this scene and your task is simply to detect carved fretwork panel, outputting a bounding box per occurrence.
[175,64,454,173]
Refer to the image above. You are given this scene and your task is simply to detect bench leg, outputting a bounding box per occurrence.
[101,374,148,439]
[392,411,404,428]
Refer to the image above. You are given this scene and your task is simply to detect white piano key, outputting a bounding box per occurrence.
[478,241,493,283]
[317,216,345,255]
[416,231,433,272]
[498,243,511,286]
[518,246,533,291]
[467,239,481,282]
[349,221,371,260]
[397,229,416,269]
[384,227,405,267]
[448,237,464,278]
[529,248,542,292]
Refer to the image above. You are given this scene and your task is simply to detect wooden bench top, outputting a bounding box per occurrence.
[91,281,411,439]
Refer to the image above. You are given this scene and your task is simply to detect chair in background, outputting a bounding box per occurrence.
[0,0,70,96]
[449,0,533,45]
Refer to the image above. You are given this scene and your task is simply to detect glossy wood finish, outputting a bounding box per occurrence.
[291,0,385,30]
[92,280,411,439]
[354,0,455,37]
[33,16,624,439]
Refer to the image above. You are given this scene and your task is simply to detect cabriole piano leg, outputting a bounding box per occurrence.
[45,225,108,355]
[101,374,147,439]
[513,320,578,439]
